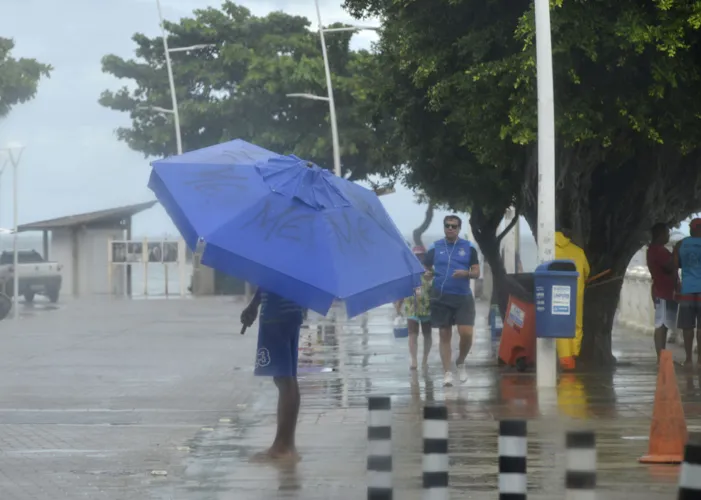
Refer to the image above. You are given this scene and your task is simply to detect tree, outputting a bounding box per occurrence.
[0,37,52,118]
[411,197,434,249]
[99,2,403,181]
[345,0,701,366]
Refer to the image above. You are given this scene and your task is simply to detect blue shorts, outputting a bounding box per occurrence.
[254,319,302,378]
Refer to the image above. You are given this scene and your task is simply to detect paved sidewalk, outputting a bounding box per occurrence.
[0,297,698,499]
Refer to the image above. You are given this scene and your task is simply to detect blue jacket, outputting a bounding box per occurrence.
[425,238,479,296]
[679,237,701,294]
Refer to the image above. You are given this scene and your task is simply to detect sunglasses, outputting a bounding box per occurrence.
[444,224,460,230]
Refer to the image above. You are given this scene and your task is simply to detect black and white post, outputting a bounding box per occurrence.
[565,430,596,500]
[678,442,701,500]
[367,396,392,500]
[423,405,449,500]
[498,420,527,500]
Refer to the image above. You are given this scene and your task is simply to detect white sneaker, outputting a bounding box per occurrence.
[457,364,468,383]
[443,372,454,387]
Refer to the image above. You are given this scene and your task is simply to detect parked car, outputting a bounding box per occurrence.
[0,250,63,303]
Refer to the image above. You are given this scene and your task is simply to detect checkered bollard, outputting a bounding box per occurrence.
[367,396,392,500]
[499,420,527,500]
[423,405,449,500]
[565,431,596,500]
[678,443,701,500]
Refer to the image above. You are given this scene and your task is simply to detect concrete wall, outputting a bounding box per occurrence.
[51,229,74,296]
[78,228,124,295]
[51,227,125,297]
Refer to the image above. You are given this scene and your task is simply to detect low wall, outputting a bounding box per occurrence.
[617,266,655,334]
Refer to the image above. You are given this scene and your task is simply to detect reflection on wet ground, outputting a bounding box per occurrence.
[161,303,699,499]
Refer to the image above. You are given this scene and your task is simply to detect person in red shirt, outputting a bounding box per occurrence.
[647,223,678,361]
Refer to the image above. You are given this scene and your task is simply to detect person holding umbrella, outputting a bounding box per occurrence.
[241,288,303,462]
[148,142,425,459]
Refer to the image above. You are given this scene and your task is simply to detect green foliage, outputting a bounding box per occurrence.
[99,1,402,180]
[0,37,52,118]
[346,0,701,363]
[345,0,701,224]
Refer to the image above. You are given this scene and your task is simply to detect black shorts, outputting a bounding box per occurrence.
[429,291,476,328]
[677,293,701,330]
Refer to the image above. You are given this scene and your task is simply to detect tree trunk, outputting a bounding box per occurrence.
[470,206,510,317]
[412,202,434,248]
[579,278,622,367]
[521,145,667,368]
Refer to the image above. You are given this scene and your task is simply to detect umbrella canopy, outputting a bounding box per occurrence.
[149,140,423,317]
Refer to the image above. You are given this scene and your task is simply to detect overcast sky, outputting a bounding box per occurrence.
[0,0,470,239]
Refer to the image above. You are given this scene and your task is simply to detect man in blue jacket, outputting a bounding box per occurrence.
[674,218,701,367]
[424,215,481,386]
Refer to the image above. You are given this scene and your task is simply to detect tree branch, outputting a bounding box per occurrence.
[496,208,520,244]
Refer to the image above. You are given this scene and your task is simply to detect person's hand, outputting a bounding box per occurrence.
[452,269,471,279]
[240,304,259,329]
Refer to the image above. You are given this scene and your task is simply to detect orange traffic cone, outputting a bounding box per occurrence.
[639,350,687,464]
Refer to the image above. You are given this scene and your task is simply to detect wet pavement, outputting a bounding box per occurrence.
[0,297,698,499]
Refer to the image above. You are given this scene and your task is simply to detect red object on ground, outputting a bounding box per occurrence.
[498,295,536,371]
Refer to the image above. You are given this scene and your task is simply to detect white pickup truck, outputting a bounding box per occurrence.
[0,250,63,303]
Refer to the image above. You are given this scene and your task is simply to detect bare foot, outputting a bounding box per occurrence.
[251,447,301,464]
[410,360,418,370]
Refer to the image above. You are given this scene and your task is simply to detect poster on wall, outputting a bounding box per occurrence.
[111,240,179,264]
[162,242,179,263]
[147,242,163,263]
[111,241,144,263]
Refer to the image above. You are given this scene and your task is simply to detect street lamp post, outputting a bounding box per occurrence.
[313,0,341,177]
[1,143,24,320]
[287,0,380,177]
[154,1,218,156]
[155,0,183,155]
[0,159,7,251]
[534,0,557,388]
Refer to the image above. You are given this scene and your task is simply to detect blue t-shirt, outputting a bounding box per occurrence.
[679,237,701,294]
[425,238,479,296]
[260,291,303,324]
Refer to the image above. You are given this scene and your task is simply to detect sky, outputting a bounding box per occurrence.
[0,0,466,239]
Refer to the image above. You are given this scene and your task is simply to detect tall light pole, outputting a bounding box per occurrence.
[1,143,24,320]
[286,1,379,177]
[534,0,557,388]
[0,159,7,251]
[154,2,217,156]
[154,0,184,156]
[155,0,183,155]
[314,0,341,177]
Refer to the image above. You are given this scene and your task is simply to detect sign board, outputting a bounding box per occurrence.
[111,240,179,264]
[551,285,572,315]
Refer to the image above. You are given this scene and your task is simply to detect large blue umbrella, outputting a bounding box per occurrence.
[149,139,424,317]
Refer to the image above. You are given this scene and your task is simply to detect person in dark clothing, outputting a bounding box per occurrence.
[241,289,303,461]
[646,223,678,361]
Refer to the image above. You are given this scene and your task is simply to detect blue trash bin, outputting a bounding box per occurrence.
[534,260,579,339]
[489,304,503,341]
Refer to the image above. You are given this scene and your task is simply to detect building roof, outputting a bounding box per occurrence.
[18,201,158,231]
